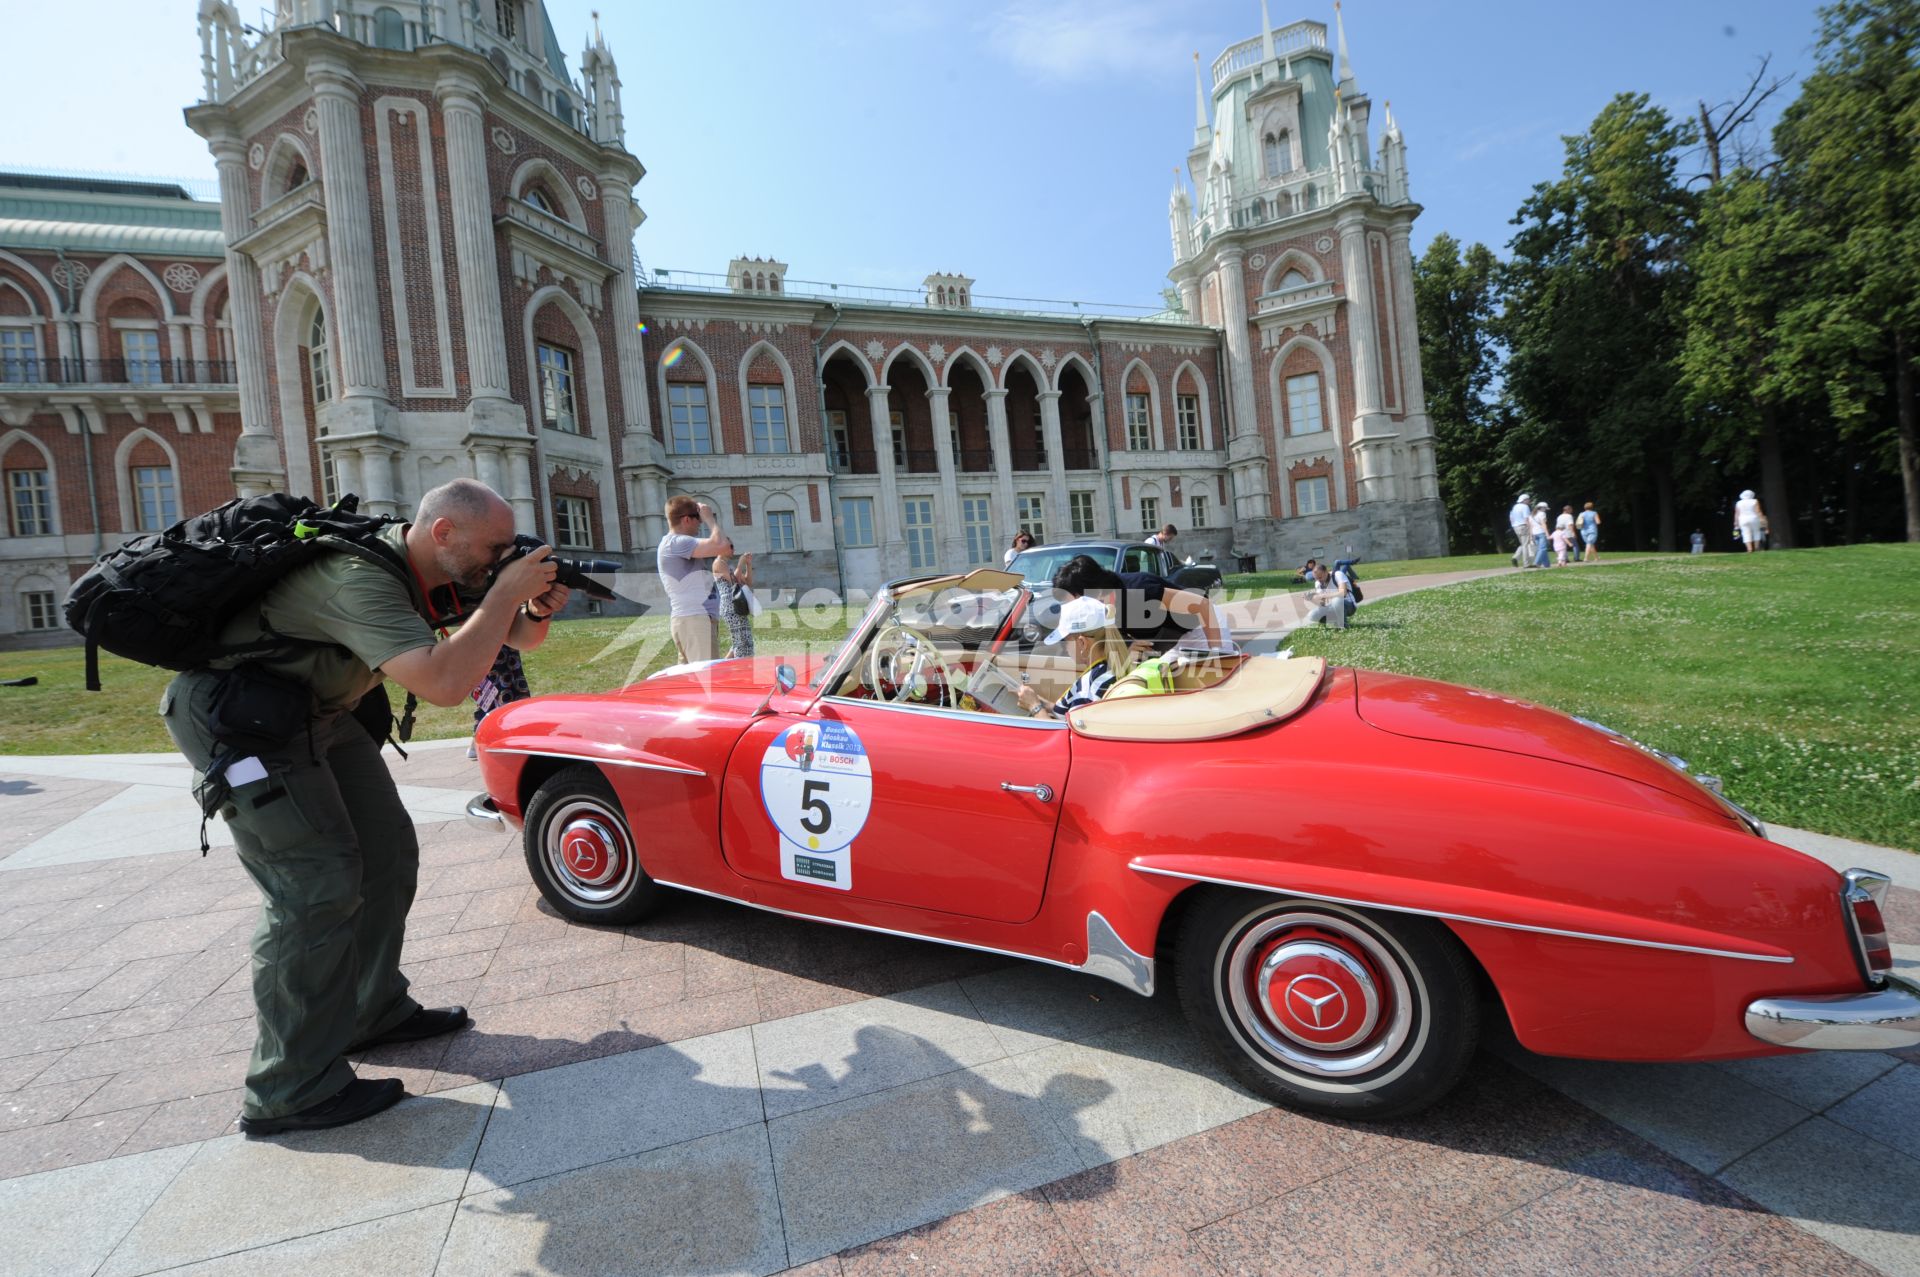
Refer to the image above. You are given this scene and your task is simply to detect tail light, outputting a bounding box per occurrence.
[1843,868,1894,984]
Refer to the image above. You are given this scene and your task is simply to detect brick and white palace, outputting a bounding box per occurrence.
[0,0,1443,641]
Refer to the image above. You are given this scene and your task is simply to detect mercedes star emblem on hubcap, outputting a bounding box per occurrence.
[1284,974,1348,1029]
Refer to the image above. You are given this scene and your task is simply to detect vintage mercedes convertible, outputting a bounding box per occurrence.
[468,568,1919,1119]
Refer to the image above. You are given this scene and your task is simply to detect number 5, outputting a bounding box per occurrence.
[800,779,832,834]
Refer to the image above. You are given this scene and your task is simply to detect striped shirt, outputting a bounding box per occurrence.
[1054,660,1115,715]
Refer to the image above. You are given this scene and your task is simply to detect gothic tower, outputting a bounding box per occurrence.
[185,0,662,552]
[1168,3,1444,563]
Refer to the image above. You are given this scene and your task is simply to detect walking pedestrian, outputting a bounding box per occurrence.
[1579,503,1601,562]
[1509,492,1533,568]
[1734,489,1765,554]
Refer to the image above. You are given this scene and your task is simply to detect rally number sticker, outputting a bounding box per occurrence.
[759,721,872,891]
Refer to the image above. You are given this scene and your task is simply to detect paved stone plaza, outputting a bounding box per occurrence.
[1,568,1917,1276]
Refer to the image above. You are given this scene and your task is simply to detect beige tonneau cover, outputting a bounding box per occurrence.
[1067,655,1328,743]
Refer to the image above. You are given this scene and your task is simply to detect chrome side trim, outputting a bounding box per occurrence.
[1130,864,1795,965]
[1746,973,1920,1050]
[822,696,1067,730]
[486,747,707,777]
[651,877,1147,989]
[1084,910,1155,996]
[465,793,505,830]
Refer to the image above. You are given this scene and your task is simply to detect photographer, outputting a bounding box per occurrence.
[657,495,733,664]
[160,478,565,1136]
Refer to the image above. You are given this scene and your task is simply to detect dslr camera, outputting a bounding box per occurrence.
[496,533,620,602]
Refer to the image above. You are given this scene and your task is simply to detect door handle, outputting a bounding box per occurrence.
[1000,781,1055,803]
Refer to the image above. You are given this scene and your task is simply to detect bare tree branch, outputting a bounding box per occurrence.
[1695,54,1791,184]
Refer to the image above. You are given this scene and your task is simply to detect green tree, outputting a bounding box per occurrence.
[1773,0,1920,541]
[1676,170,1826,546]
[1498,94,1699,549]
[1413,233,1508,549]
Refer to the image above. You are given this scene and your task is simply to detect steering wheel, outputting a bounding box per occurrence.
[866,624,956,704]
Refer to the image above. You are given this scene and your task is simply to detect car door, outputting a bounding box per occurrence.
[1121,545,1155,574]
[718,699,1070,924]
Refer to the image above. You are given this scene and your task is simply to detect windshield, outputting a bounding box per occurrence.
[1008,544,1117,583]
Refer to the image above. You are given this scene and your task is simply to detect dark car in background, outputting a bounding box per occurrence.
[1007,538,1226,633]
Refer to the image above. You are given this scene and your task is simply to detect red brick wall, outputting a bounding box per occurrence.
[247,99,323,208]
[640,321,820,456]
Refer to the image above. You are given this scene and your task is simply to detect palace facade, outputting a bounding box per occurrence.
[0,0,1442,641]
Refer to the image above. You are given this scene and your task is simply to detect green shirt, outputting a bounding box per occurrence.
[215,523,437,713]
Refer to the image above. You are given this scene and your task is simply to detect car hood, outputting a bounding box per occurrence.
[1354,671,1728,819]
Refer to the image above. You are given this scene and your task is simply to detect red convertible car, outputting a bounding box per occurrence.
[469,568,1918,1119]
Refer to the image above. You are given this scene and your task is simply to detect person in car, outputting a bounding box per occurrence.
[1016,596,1135,719]
[1050,555,1230,654]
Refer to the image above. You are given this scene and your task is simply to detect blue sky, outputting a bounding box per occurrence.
[4,1,1824,306]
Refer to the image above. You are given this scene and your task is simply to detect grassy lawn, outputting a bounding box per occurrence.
[1279,545,1920,851]
[1223,550,1686,594]
[0,605,863,755]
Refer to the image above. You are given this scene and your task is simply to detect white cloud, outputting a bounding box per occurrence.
[985,1,1194,81]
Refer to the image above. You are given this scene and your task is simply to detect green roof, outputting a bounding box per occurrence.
[0,173,224,258]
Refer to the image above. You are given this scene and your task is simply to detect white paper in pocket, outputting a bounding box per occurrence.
[226,756,268,787]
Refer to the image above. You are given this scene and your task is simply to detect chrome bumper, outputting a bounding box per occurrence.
[466,792,506,831]
[1746,973,1920,1050]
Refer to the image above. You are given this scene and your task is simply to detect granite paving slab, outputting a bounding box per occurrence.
[753,980,1006,1119]
[444,1124,787,1277]
[96,1082,497,1276]
[1720,1116,1920,1277]
[0,1141,200,1277]
[1826,1063,1920,1162]
[769,1054,1090,1265]
[469,1026,763,1191]
[144,1201,459,1277]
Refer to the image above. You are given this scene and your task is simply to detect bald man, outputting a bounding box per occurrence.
[162,479,567,1135]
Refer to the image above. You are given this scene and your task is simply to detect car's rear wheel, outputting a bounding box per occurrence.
[1175,889,1479,1120]
[522,764,661,925]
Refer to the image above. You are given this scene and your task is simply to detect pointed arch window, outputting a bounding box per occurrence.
[524,185,554,215]
[307,310,332,406]
[1263,132,1282,178]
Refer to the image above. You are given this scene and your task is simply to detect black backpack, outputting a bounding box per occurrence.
[1332,559,1364,603]
[64,492,410,692]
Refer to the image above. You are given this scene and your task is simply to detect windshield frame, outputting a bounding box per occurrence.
[1008,543,1119,583]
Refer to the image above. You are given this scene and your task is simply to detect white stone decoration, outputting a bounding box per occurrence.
[1316,235,1334,253]
[162,263,202,294]
[927,342,947,364]
[490,126,517,154]
[302,108,318,135]
[1040,348,1057,369]
[50,260,90,289]
[248,143,266,170]
[1250,253,1267,269]
[863,339,885,362]
[985,345,1003,366]
[576,175,598,201]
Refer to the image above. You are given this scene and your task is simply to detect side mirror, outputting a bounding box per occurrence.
[775,663,797,694]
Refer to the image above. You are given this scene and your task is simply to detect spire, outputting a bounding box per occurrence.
[1170,167,1191,210]
[1334,1,1355,88]
[1192,52,1211,146]
[1260,0,1277,64]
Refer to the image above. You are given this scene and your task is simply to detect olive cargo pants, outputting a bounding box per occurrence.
[164,670,422,1119]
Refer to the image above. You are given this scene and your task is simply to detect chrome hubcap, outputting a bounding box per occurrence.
[544,798,638,904]
[1225,910,1414,1078]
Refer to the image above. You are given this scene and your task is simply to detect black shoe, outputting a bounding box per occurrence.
[348,1005,472,1054]
[239,1078,405,1136]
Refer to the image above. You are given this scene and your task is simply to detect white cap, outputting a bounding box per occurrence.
[1045,596,1114,645]
[1740,489,1756,500]
[1518,492,1530,502]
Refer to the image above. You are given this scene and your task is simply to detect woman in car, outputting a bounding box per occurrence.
[1016,596,1136,719]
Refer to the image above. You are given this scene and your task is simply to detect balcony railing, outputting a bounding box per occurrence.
[1060,448,1099,471]
[1011,449,1049,472]
[1211,21,1327,87]
[957,449,996,473]
[0,358,236,388]
[829,449,877,475]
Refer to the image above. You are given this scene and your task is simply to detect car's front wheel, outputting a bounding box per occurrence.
[522,764,661,925]
[1175,889,1479,1120]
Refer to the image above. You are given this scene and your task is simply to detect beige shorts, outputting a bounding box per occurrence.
[670,614,718,665]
